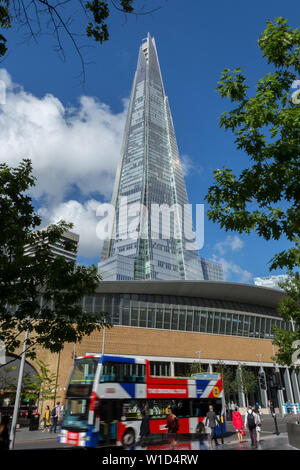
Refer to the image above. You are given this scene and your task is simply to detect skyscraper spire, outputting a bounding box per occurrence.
[99,35,209,281]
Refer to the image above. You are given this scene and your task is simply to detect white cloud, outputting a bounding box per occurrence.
[213,255,252,283]
[212,235,250,283]
[0,68,127,204]
[181,154,203,178]
[215,235,244,255]
[38,199,104,258]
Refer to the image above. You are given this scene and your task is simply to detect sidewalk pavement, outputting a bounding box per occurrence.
[219,431,295,450]
[15,427,58,442]
[12,414,300,450]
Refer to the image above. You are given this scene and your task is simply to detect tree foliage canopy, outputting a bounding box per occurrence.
[0,159,107,361]
[205,18,300,272]
[0,0,162,81]
[272,272,300,367]
[22,360,57,405]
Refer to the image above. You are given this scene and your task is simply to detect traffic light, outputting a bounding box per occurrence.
[258,372,267,390]
[274,371,283,390]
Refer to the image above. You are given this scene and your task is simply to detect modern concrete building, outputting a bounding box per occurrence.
[98,34,223,281]
[24,228,79,263]
[21,279,298,413]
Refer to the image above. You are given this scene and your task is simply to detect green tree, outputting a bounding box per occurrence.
[0,365,17,391]
[205,17,300,272]
[214,361,237,402]
[205,17,300,369]
[272,272,300,366]
[189,361,203,374]
[236,366,258,407]
[0,0,163,81]
[22,360,57,419]
[0,159,108,363]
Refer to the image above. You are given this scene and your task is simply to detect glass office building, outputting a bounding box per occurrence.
[99,34,223,281]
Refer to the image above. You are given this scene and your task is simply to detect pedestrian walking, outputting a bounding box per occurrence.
[59,402,64,426]
[232,407,244,443]
[0,416,10,450]
[229,401,236,420]
[42,406,51,432]
[50,402,60,433]
[139,410,150,446]
[244,406,258,449]
[205,405,220,449]
[166,406,179,450]
[286,400,293,415]
[254,402,262,416]
[256,412,262,443]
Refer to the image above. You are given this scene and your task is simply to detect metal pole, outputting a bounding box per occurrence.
[53,351,60,407]
[101,325,106,356]
[196,350,202,372]
[273,414,279,435]
[9,329,29,450]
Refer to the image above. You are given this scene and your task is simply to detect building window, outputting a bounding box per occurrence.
[163,309,171,329]
[147,308,155,328]
[140,308,147,328]
[122,308,130,326]
[213,312,220,334]
[131,308,138,327]
[207,313,213,334]
[231,314,238,336]
[179,310,185,330]
[186,311,193,331]
[200,311,207,332]
[237,314,244,336]
[150,361,171,376]
[171,309,179,330]
[156,309,163,329]
[220,313,226,334]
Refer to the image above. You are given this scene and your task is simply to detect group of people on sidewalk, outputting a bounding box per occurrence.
[138,402,264,450]
[41,401,64,433]
[232,403,262,448]
[138,404,223,450]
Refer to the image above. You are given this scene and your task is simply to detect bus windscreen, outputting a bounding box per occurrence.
[69,357,98,386]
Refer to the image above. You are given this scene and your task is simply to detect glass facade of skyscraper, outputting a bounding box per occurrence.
[99,34,223,281]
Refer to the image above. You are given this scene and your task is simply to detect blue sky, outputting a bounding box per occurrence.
[0,0,298,283]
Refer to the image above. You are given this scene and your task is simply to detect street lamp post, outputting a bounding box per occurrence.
[9,329,29,450]
[101,323,106,356]
[196,350,202,373]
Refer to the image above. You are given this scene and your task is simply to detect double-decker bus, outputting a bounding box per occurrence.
[59,355,226,448]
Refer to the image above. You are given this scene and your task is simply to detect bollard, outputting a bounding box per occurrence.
[272,413,280,435]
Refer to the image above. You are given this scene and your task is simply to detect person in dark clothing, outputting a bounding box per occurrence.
[0,416,10,450]
[139,411,150,446]
[166,406,178,449]
[205,405,220,449]
[244,406,258,448]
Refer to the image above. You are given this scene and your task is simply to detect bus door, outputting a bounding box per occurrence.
[99,400,119,443]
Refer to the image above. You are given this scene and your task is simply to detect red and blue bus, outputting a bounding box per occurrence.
[59,355,226,448]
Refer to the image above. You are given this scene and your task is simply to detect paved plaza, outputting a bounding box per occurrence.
[10,413,300,451]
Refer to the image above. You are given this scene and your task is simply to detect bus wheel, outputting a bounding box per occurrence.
[122,429,135,447]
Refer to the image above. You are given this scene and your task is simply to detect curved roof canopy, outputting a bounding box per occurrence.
[96,280,283,310]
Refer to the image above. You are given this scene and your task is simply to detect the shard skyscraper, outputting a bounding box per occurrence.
[98,34,223,282]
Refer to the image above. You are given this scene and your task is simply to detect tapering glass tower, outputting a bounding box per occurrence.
[99,34,218,281]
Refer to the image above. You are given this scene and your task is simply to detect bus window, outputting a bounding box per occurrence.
[192,398,222,417]
[175,400,191,418]
[146,399,191,419]
[120,400,146,420]
[100,362,145,383]
[69,358,98,385]
[62,398,89,431]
